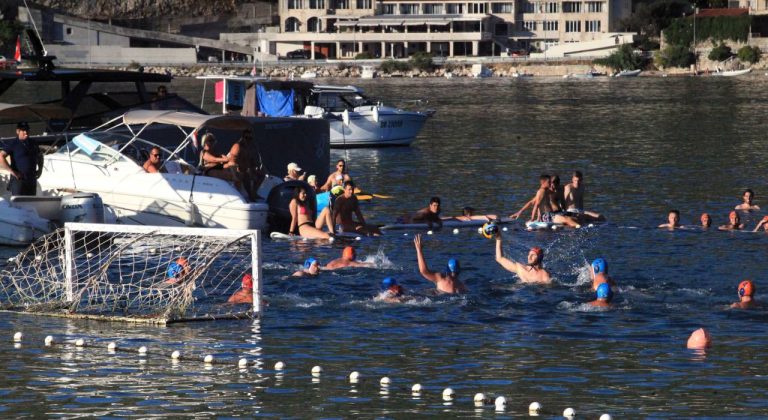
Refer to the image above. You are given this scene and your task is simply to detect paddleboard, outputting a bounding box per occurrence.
[526,221,563,231]
[380,217,515,231]
[269,231,361,241]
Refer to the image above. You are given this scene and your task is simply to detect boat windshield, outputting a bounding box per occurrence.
[56,132,182,166]
[312,90,374,112]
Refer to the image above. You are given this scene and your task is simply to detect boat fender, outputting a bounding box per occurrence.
[342,109,350,126]
[372,106,380,123]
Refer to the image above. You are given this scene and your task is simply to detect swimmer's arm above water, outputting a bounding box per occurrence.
[494,233,521,275]
[510,198,534,219]
[414,234,440,283]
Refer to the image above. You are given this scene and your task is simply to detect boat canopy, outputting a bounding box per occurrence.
[122,110,255,131]
[0,103,72,123]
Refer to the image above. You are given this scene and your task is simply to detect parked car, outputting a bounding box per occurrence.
[286,49,310,59]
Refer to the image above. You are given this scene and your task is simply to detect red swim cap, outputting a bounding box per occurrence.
[762,215,768,223]
[739,280,754,297]
[530,247,543,257]
[242,273,253,290]
[343,246,355,260]
[700,213,710,222]
[176,257,188,267]
[730,210,738,219]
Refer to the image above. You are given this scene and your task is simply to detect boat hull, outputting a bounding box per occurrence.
[328,109,429,147]
[0,198,52,246]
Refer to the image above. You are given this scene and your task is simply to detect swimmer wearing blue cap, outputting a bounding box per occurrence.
[589,283,614,307]
[494,231,551,284]
[292,257,320,277]
[378,278,410,303]
[590,257,615,291]
[413,234,467,294]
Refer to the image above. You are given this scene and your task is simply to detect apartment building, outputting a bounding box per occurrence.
[271,0,631,58]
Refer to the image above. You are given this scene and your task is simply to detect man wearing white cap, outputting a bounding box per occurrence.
[284,162,306,181]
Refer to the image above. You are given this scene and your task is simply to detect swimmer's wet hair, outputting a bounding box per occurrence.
[430,197,441,205]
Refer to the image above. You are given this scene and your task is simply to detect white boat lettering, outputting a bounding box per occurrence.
[380,120,403,128]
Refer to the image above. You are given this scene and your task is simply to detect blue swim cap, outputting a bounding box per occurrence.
[447,258,460,274]
[166,261,182,278]
[591,258,606,275]
[304,257,317,269]
[381,277,397,290]
[596,283,613,301]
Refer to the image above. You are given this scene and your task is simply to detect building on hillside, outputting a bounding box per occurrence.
[263,0,633,58]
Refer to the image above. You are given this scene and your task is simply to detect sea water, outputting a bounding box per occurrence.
[2,76,768,416]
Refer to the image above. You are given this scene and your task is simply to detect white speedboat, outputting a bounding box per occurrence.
[300,70,317,79]
[360,65,376,79]
[37,112,283,230]
[0,197,52,246]
[713,68,752,77]
[198,76,434,147]
[511,71,533,78]
[614,69,642,77]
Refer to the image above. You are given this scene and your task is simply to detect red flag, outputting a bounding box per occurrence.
[250,65,257,77]
[14,36,21,62]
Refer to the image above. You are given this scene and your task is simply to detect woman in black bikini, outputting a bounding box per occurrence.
[289,187,333,239]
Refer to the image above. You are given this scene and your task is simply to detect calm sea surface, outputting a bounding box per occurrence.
[3,75,768,417]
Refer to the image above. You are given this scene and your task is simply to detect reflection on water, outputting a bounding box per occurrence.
[3,76,768,416]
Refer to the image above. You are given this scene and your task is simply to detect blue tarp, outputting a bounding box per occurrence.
[316,192,330,218]
[256,85,295,117]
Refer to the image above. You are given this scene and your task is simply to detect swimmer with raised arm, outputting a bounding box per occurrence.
[719,211,745,231]
[588,283,614,308]
[735,189,760,211]
[731,280,757,309]
[753,216,768,232]
[413,234,467,294]
[493,232,551,284]
[590,258,615,291]
[658,209,683,230]
[563,171,605,222]
[323,246,374,270]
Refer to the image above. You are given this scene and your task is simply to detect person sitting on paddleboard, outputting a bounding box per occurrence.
[324,246,374,270]
[493,231,551,284]
[563,171,605,222]
[658,209,683,230]
[409,197,443,229]
[719,211,745,231]
[413,234,467,294]
[289,186,333,239]
[735,189,760,211]
[332,181,381,236]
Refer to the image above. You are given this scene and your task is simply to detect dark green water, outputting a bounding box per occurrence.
[2,75,768,417]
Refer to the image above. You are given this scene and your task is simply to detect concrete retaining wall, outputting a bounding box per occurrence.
[46,45,197,65]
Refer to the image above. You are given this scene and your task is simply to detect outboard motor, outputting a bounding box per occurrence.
[60,193,105,224]
[267,181,316,234]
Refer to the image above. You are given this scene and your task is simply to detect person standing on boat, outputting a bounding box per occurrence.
[321,159,352,192]
[563,171,605,222]
[0,122,41,196]
[225,130,261,201]
[332,181,381,236]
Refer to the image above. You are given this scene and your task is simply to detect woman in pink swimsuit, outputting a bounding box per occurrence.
[289,187,332,239]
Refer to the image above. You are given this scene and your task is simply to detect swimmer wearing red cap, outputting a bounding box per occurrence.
[323,246,374,270]
[753,216,768,232]
[493,231,551,284]
[731,280,756,309]
[700,213,712,229]
[228,273,254,304]
[719,211,745,231]
[413,233,467,294]
[658,209,683,230]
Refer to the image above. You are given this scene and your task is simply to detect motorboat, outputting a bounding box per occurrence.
[614,69,642,78]
[198,76,434,147]
[471,64,492,78]
[360,65,376,79]
[0,197,52,246]
[713,68,752,77]
[563,69,605,79]
[300,71,317,79]
[511,71,533,79]
[37,110,330,230]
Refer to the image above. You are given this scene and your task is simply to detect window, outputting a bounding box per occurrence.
[521,1,535,13]
[309,0,325,8]
[542,20,558,31]
[285,17,301,32]
[545,2,558,13]
[491,2,513,13]
[446,3,464,13]
[563,2,581,12]
[424,3,443,13]
[585,20,601,32]
[586,1,603,12]
[356,0,372,8]
[288,0,303,8]
[494,23,509,35]
[565,20,581,32]
[308,17,322,32]
[522,21,537,31]
[66,27,73,35]
[400,3,419,14]
[382,3,396,13]
[468,2,487,13]
[333,0,349,9]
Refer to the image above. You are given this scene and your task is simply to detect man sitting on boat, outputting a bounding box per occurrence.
[143,146,167,174]
[284,162,306,182]
[0,122,41,196]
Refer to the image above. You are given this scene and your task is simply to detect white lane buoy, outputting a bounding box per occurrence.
[328,237,335,243]
[442,387,455,400]
[403,233,408,236]
[44,335,54,346]
[588,224,595,228]
[107,342,117,352]
[411,383,422,393]
[379,376,391,386]
[355,236,361,241]
[204,354,214,364]
[75,338,85,347]
[274,361,285,371]
[502,226,508,231]
[427,230,433,235]
[494,396,506,411]
[238,358,248,368]
[13,332,22,342]
[138,346,147,355]
[473,392,486,406]
[452,228,459,234]
[563,407,576,417]
[171,350,181,360]
[529,401,543,415]
[599,415,612,420]
[311,365,323,376]
[349,371,360,383]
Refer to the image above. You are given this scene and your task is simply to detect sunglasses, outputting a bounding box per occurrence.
[152,154,161,157]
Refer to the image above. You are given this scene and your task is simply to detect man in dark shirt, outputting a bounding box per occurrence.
[0,122,41,196]
[411,196,443,229]
[332,180,381,236]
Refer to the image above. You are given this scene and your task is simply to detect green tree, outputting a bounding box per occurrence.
[0,19,23,52]
[354,52,374,59]
[408,51,433,71]
[655,44,695,68]
[379,59,412,74]
[737,45,762,63]
[594,44,643,71]
[708,43,732,61]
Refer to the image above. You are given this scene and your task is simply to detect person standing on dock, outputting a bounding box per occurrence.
[413,234,467,294]
[0,122,41,196]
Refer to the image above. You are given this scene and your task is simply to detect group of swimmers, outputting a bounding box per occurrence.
[659,189,768,231]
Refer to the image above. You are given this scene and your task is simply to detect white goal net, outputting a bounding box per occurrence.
[0,223,262,324]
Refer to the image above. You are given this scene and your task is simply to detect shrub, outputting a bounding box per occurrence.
[737,45,762,63]
[708,43,732,61]
[408,51,433,71]
[354,52,374,60]
[379,59,412,74]
[337,62,348,71]
[655,44,695,68]
[593,44,643,71]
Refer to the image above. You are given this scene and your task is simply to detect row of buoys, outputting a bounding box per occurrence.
[13,331,612,418]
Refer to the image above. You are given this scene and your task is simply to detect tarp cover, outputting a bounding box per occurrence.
[256,85,294,117]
